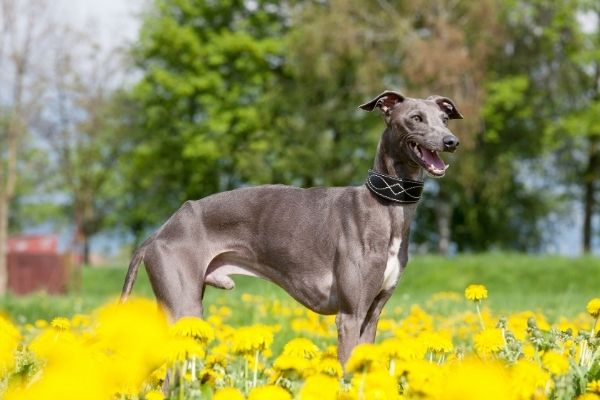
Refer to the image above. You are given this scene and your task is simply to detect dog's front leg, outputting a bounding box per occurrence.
[359,288,395,344]
[334,257,366,369]
[336,311,362,369]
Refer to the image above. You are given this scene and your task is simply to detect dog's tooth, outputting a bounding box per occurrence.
[444,164,450,171]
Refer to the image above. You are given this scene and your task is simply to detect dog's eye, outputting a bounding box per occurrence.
[411,115,422,123]
[442,116,449,125]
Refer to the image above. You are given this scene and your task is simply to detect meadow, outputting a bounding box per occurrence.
[2,253,598,324]
[1,253,599,399]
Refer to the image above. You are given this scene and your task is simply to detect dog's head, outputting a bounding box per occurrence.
[360,90,462,178]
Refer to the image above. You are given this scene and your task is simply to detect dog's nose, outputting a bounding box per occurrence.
[443,135,460,151]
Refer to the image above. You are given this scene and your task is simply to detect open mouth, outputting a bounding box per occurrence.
[409,142,449,177]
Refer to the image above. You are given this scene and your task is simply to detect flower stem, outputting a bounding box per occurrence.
[359,370,366,400]
[476,301,486,330]
[253,350,259,388]
[581,316,599,367]
[179,362,184,400]
[191,356,196,382]
[244,358,249,394]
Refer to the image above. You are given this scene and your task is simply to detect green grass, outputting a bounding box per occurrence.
[1,253,599,324]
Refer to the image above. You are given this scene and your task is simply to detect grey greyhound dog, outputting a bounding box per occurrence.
[121,90,462,366]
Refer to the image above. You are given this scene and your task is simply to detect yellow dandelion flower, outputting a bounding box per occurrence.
[145,390,165,400]
[0,316,21,375]
[350,370,401,400]
[377,319,396,332]
[273,354,311,377]
[395,305,433,335]
[578,394,600,400]
[419,331,454,353]
[473,328,505,355]
[70,314,91,328]
[200,367,224,385]
[300,374,339,400]
[231,325,274,355]
[248,385,292,400]
[316,356,343,378]
[322,345,337,359]
[170,316,215,344]
[282,338,320,359]
[213,387,245,400]
[29,328,79,363]
[93,298,170,392]
[510,360,551,400]
[400,359,442,397]
[556,318,579,336]
[542,351,570,376]
[34,319,48,329]
[588,380,600,394]
[205,351,227,368]
[217,306,232,318]
[586,298,600,318]
[345,343,384,373]
[50,317,71,331]
[464,284,488,301]
[8,323,117,400]
[150,364,167,384]
[167,337,205,361]
[241,293,253,302]
[380,337,426,362]
[434,358,514,400]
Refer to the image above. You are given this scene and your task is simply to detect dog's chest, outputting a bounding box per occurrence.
[381,237,402,292]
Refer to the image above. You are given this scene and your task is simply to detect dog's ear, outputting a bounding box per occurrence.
[359,91,405,114]
[427,95,463,119]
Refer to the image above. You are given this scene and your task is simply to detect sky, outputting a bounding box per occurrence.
[58,0,144,50]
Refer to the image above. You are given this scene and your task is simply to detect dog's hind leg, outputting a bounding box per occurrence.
[144,244,205,320]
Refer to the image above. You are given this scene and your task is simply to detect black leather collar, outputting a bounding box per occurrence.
[365,169,424,204]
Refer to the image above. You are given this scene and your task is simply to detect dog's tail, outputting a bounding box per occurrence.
[120,234,155,302]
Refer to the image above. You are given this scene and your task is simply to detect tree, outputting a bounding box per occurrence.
[38,27,130,265]
[277,0,545,253]
[264,0,405,187]
[0,0,53,294]
[490,0,598,253]
[122,0,289,241]
[397,0,505,253]
[549,3,600,254]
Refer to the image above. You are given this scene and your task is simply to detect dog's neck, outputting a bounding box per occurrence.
[373,128,423,182]
[370,128,420,248]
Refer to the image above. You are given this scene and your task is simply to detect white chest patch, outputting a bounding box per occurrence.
[382,237,402,291]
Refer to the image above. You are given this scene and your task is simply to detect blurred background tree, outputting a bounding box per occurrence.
[0,0,56,294]
[119,0,289,245]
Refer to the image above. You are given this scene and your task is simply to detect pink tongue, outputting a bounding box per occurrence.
[421,148,446,170]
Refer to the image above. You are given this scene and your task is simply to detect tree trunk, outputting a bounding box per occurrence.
[436,189,452,256]
[0,98,22,295]
[0,198,8,295]
[83,235,91,266]
[582,136,599,254]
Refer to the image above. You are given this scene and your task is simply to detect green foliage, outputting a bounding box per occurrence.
[128,0,287,213]
[482,75,532,144]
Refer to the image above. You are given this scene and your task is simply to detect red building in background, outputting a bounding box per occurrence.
[8,235,58,254]
[7,234,70,295]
